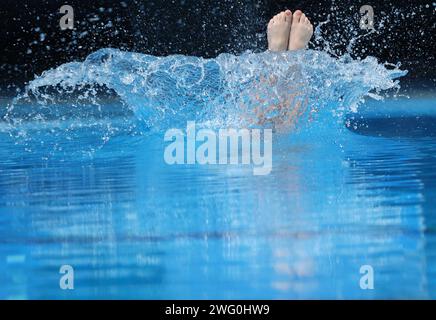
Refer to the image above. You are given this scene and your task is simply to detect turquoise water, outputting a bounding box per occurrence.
[0,49,435,299]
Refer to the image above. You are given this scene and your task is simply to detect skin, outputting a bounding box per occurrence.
[288,10,314,51]
[258,10,314,130]
[267,9,314,52]
[267,10,293,51]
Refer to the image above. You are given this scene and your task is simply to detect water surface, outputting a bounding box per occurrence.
[0,97,435,299]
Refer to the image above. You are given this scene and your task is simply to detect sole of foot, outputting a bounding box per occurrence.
[267,10,293,52]
[288,10,314,51]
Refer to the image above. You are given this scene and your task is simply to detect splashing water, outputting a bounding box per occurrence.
[6,48,406,127]
[2,34,407,158]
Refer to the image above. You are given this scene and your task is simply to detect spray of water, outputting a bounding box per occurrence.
[5,48,405,125]
[1,8,409,153]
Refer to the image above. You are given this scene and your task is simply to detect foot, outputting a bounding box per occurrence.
[267,10,293,52]
[288,10,313,51]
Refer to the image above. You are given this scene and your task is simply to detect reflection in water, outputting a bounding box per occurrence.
[345,134,436,298]
[0,113,436,299]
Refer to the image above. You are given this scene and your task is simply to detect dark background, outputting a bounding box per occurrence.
[0,0,435,95]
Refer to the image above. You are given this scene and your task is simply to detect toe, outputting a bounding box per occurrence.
[284,10,292,23]
[308,22,313,32]
[293,10,303,23]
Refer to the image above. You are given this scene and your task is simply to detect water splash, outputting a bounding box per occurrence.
[5,48,406,133]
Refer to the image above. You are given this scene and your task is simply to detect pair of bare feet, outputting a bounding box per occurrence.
[267,10,313,52]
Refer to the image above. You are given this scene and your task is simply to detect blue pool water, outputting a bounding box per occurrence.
[1,97,435,299]
[0,49,435,299]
